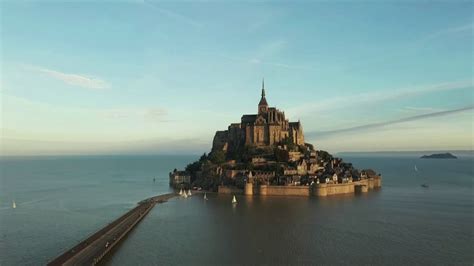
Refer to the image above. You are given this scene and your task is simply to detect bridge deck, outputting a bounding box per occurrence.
[48,193,176,266]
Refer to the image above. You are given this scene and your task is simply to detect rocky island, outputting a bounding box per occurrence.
[170,81,381,197]
[421,152,457,159]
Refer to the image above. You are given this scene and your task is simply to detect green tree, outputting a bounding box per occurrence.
[281,137,296,151]
[209,150,226,165]
[318,150,333,162]
[199,153,208,162]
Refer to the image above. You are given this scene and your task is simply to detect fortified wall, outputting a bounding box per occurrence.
[237,176,382,197]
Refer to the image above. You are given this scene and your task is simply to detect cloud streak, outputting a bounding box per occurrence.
[287,80,473,117]
[423,22,473,41]
[221,39,321,71]
[141,0,203,28]
[100,107,171,122]
[307,105,474,138]
[26,65,109,90]
[221,54,319,71]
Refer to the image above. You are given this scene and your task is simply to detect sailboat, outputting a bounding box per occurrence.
[179,189,183,196]
[12,200,16,209]
[183,192,188,198]
[415,165,429,188]
[204,193,208,200]
[232,195,237,204]
[187,189,192,196]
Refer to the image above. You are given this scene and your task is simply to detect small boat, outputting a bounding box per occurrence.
[12,200,16,209]
[421,183,429,188]
[187,190,192,196]
[183,192,188,198]
[179,189,183,195]
[204,193,208,200]
[232,195,237,204]
[414,165,418,172]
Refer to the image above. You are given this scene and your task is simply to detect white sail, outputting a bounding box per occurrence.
[187,190,192,196]
[204,193,208,200]
[183,192,188,198]
[12,200,16,209]
[232,195,237,204]
[179,189,183,195]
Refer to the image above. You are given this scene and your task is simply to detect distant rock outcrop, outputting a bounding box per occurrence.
[420,153,457,159]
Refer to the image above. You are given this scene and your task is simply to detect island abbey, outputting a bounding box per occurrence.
[212,80,304,154]
[170,81,381,197]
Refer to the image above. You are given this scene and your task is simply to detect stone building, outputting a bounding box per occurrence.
[169,170,191,188]
[212,81,305,152]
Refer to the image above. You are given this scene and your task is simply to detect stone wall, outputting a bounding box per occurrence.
[325,183,354,195]
[374,177,382,188]
[245,183,254,196]
[225,176,382,197]
[217,185,243,195]
[259,185,311,196]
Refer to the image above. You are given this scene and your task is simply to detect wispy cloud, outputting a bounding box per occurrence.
[307,105,474,138]
[101,107,170,122]
[250,58,320,71]
[399,106,442,113]
[26,65,109,90]
[258,40,288,58]
[287,80,473,117]
[423,22,473,41]
[222,55,319,71]
[342,22,473,73]
[220,39,320,71]
[140,0,203,28]
[144,108,170,122]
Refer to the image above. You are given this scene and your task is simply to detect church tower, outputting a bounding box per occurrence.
[258,79,268,114]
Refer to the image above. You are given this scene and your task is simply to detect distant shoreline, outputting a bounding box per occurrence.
[421,153,458,159]
[336,150,473,157]
[1,150,473,159]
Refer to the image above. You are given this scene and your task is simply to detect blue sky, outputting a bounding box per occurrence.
[1,1,472,155]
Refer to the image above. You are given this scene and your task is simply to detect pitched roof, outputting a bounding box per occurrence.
[289,121,301,129]
[241,114,257,124]
[258,96,268,106]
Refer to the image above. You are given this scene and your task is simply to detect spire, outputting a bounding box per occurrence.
[258,78,268,112]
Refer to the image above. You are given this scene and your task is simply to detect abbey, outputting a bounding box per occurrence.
[212,81,305,152]
[171,80,382,197]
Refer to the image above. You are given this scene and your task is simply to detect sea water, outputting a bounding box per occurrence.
[0,155,194,265]
[1,153,472,265]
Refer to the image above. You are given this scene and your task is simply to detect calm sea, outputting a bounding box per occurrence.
[0,153,472,265]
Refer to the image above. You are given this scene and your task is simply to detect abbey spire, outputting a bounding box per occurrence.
[258,78,268,114]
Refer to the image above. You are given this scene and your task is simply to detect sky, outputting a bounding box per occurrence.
[0,1,472,155]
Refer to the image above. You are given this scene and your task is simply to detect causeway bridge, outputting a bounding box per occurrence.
[48,193,176,266]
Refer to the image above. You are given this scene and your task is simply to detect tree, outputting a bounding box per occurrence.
[199,153,208,162]
[281,136,296,151]
[239,145,257,163]
[305,143,314,151]
[209,150,226,165]
[318,150,333,162]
